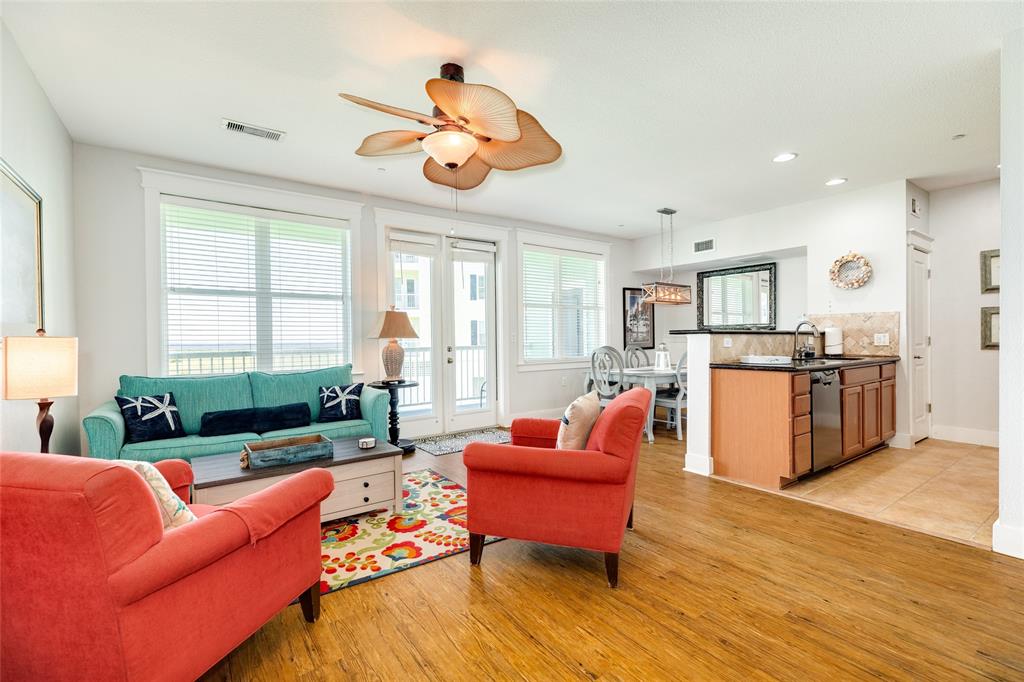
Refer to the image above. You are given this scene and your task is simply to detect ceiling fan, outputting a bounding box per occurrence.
[339,63,562,190]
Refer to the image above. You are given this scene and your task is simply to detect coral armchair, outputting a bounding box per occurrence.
[463,387,651,587]
[0,452,334,682]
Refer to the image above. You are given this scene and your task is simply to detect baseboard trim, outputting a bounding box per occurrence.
[993,518,1024,560]
[931,425,999,447]
[498,407,564,426]
[890,432,913,449]
[684,452,712,477]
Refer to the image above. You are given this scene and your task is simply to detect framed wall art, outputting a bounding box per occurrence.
[1,157,44,334]
[623,287,655,349]
[980,249,1000,293]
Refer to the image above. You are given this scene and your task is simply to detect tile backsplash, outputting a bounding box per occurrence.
[708,311,901,362]
[807,311,900,357]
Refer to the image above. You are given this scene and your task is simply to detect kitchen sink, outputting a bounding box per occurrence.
[738,355,792,364]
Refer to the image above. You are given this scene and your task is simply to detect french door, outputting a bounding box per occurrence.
[388,233,497,437]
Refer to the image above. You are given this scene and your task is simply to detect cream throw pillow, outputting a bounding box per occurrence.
[114,460,197,529]
[556,391,601,450]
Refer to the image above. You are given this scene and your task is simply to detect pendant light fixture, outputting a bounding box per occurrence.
[642,208,692,305]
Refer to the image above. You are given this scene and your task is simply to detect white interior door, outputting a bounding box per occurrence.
[444,238,497,432]
[388,232,496,437]
[910,247,932,442]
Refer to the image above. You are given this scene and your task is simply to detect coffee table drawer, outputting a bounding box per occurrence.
[321,471,395,517]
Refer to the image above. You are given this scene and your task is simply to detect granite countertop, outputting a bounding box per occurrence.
[669,329,816,335]
[710,356,900,372]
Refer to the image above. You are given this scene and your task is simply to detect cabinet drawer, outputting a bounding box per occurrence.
[792,394,811,416]
[791,373,811,395]
[322,471,395,516]
[881,363,896,380]
[793,414,811,436]
[841,366,881,386]
[792,433,812,476]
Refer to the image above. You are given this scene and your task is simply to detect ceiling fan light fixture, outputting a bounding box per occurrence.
[421,130,479,169]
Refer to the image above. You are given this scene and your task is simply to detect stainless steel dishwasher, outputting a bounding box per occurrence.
[810,370,843,472]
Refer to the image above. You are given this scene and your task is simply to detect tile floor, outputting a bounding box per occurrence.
[778,439,998,548]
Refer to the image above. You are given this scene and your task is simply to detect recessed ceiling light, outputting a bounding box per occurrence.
[952,133,967,140]
[772,152,798,163]
[377,167,386,172]
[617,224,624,228]
[825,177,847,187]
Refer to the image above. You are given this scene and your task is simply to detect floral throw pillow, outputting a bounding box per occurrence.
[115,393,185,444]
[113,460,197,529]
[319,383,364,422]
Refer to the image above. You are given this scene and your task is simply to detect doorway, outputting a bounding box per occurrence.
[909,247,931,442]
[387,232,497,437]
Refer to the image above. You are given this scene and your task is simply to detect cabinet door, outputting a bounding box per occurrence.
[841,385,864,458]
[863,381,882,449]
[881,378,896,440]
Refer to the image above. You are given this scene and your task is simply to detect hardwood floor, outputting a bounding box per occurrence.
[202,429,1024,680]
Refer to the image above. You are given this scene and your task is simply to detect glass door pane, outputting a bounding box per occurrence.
[391,250,434,417]
[446,244,496,430]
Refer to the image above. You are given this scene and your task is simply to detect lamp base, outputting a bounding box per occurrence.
[36,399,54,454]
[382,339,405,381]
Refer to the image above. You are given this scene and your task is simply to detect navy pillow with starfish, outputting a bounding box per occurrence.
[115,392,186,444]
[318,383,363,422]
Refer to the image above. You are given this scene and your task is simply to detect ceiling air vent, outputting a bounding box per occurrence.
[221,118,286,142]
[693,238,716,254]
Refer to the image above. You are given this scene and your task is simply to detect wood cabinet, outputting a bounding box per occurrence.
[839,363,897,463]
[710,361,898,490]
[841,385,864,458]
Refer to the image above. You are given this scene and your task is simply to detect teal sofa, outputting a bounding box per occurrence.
[83,365,388,463]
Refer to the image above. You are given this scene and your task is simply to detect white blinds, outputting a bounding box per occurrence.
[521,244,606,362]
[161,197,352,376]
[709,273,753,326]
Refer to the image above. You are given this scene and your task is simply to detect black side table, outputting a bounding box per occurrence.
[368,380,419,454]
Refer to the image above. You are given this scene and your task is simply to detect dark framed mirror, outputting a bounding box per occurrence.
[696,262,776,330]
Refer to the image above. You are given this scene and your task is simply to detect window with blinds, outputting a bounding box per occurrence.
[521,245,606,362]
[161,197,352,376]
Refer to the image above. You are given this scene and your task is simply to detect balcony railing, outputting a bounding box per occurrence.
[400,345,488,415]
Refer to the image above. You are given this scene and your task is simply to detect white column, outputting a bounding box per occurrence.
[993,28,1024,560]
[684,333,713,475]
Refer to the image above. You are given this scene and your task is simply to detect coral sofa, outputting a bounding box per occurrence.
[0,451,333,681]
[83,364,387,462]
[463,387,651,587]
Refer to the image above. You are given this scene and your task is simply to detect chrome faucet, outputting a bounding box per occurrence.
[793,319,820,360]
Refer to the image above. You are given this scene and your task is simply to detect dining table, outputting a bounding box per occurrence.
[583,366,682,443]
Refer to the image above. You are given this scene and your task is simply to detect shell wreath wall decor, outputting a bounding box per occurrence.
[829,251,873,289]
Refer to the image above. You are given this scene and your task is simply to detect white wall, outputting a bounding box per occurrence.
[72,143,632,449]
[928,179,1000,446]
[994,27,1023,560]
[0,24,79,454]
[632,181,912,442]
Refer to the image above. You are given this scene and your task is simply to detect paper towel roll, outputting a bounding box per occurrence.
[824,327,843,355]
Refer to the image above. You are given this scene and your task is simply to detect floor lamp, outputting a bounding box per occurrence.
[2,331,78,453]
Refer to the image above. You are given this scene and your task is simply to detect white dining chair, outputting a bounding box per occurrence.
[590,346,624,406]
[624,345,650,369]
[654,352,688,441]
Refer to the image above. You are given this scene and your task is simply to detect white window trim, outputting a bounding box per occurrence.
[140,167,365,376]
[516,229,612,370]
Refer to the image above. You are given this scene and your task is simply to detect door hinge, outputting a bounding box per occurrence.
[927,268,931,279]
[927,403,932,414]
[927,336,931,346]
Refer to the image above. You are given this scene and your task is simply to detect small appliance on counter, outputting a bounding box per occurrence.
[654,342,672,370]
[824,326,843,356]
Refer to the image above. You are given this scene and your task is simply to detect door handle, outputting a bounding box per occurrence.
[447,346,453,352]
[447,357,454,364]
[913,355,923,359]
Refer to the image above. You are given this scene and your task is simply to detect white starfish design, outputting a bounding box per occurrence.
[322,384,360,416]
[119,396,147,416]
[140,393,180,430]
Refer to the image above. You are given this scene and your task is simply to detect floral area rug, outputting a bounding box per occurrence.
[319,468,497,594]
[414,428,511,456]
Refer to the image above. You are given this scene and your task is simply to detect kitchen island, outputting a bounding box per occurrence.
[710,356,899,489]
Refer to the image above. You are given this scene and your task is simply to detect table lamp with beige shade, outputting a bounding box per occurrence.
[2,331,78,453]
[372,306,418,381]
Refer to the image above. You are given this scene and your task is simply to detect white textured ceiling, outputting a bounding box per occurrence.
[3,2,1020,237]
